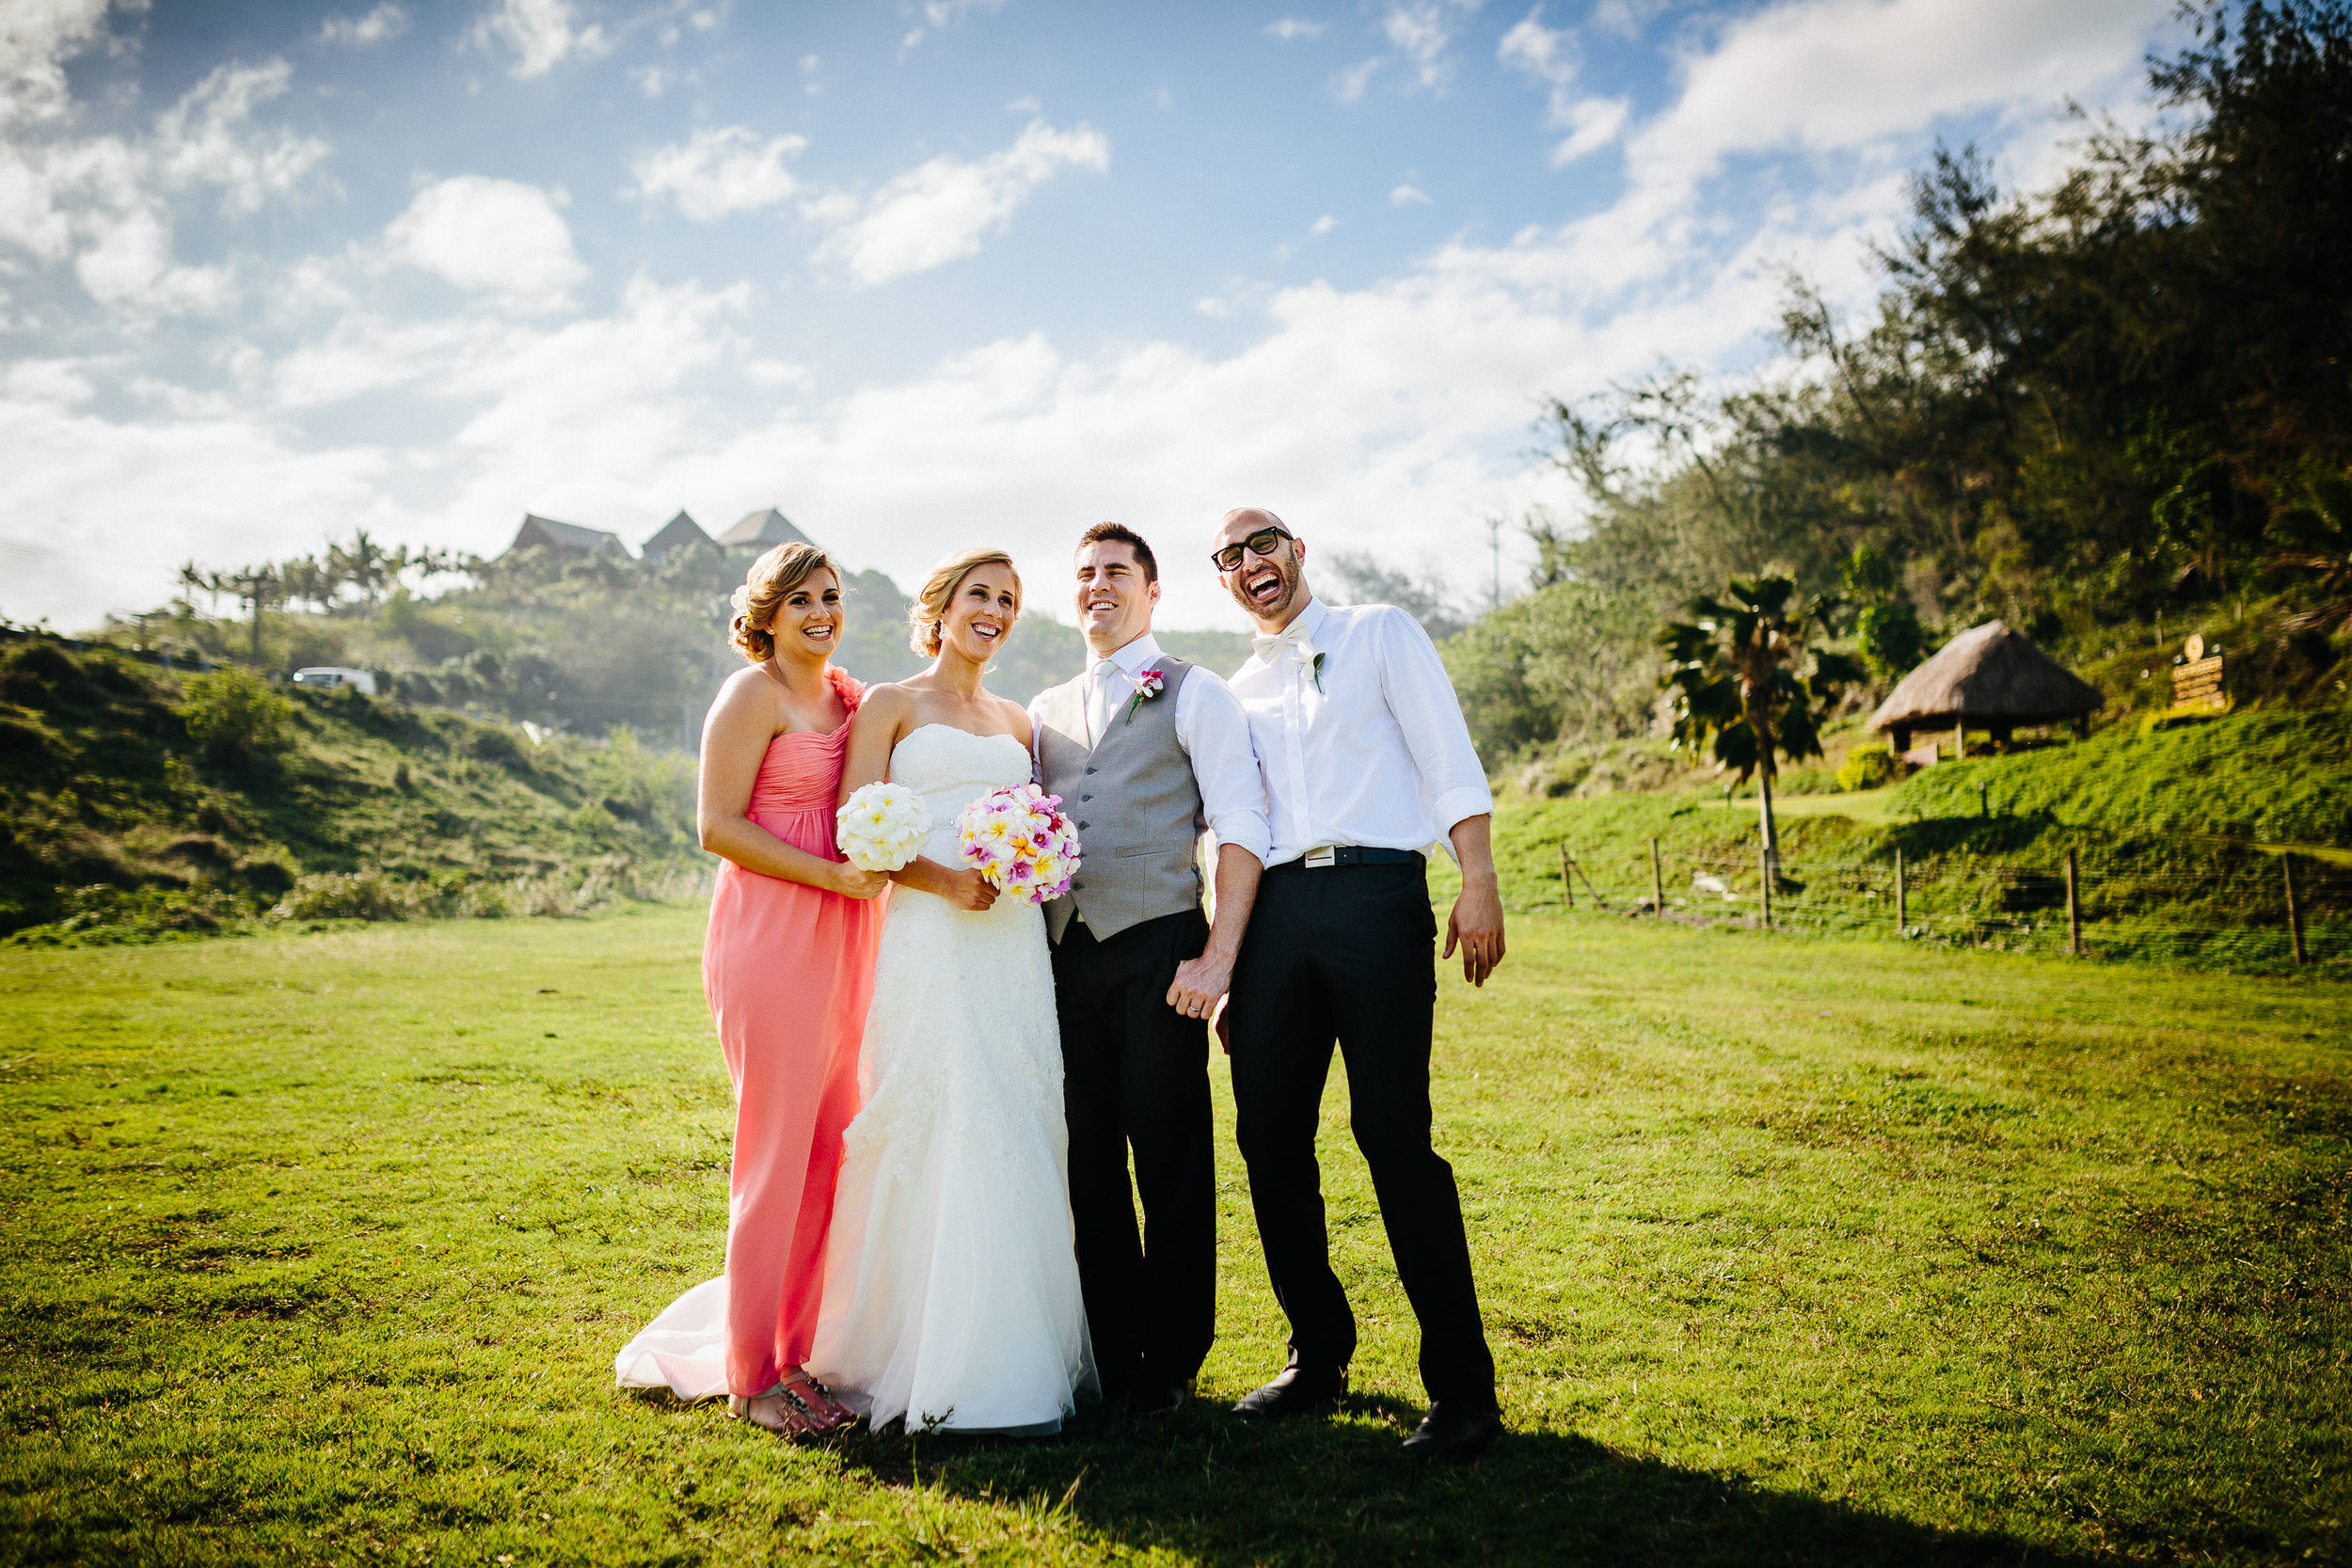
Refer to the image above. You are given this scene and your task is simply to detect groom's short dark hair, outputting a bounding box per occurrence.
[1078,521,1157,584]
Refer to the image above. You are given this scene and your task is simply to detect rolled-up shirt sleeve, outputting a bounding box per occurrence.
[1174,670,1272,864]
[1373,607,1493,841]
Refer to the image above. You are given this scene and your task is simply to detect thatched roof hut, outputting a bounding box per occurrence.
[1867,620,2101,752]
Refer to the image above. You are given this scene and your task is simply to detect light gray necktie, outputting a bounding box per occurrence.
[1086,658,1120,747]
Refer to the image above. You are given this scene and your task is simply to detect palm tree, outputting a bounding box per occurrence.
[329,531,391,607]
[1659,575,1860,880]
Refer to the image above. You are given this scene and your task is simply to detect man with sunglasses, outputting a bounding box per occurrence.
[1210,505,1506,1460]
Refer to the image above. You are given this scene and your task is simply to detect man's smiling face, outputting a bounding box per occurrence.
[1215,508,1307,629]
[1074,539,1157,654]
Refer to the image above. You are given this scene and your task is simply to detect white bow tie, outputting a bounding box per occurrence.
[1253,629,1316,660]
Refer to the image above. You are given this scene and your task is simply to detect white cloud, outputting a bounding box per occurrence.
[0,51,326,316]
[1,0,112,130]
[153,61,331,214]
[629,126,806,220]
[1498,6,1628,165]
[1332,57,1379,102]
[809,119,1109,288]
[318,5,409,46]
[898,0,1006,53]
[1266,18,1326,40]
[471,0,610,79]
[1391,183,1431,206]
[1381,0,1479,91]
[1310,214,1336,236]
[385,176,587,306]
[1625,0,2169,212]
[1549,96,1629,166]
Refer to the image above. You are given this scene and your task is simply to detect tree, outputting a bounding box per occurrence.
[328,531,393,607]
[1659,576,1860,879]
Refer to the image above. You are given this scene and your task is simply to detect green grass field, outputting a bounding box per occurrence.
[3,903,2347,1565]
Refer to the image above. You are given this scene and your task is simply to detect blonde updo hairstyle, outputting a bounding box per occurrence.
[730,541,837,662]
[909,546,1022,657]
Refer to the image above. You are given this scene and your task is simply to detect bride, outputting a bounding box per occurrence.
[809,546,1095,1435]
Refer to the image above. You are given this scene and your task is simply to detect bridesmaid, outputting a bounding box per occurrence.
[692,542,889,1436]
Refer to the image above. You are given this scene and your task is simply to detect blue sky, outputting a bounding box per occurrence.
[3,0,2180,632]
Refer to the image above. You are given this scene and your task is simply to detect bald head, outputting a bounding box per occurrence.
[1219,506,1286,537]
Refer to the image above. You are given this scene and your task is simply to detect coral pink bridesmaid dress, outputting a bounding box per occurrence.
[614,665,884,1402]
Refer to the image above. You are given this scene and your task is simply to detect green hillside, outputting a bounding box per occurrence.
[1472,778,2349,975]
[0,637,697,942]
[1889,709,2352,847]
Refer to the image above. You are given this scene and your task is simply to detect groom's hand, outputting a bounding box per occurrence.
[1444,873,1506,988]
[1168,946,1235,1023]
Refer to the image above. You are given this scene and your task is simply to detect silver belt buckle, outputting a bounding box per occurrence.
[1304,846,1336,869]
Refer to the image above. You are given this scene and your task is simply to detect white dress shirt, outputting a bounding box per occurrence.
[1227,597,1492,869]
[1028,632,1272,865]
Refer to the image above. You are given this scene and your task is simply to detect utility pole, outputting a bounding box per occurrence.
[1486,516,1503,610]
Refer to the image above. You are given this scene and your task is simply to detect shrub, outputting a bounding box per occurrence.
[1838,743,1900,792]
[178,669,294,765]
[268,870,419,923]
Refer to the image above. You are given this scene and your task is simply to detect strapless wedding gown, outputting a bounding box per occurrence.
[807,723,1094,1434]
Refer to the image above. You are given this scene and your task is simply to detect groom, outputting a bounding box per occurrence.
[1029,522,1270,1417]
[1213,505,1507,1459]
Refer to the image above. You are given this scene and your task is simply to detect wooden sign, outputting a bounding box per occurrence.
[2171,640,2226,710]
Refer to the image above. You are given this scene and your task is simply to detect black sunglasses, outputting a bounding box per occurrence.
[1210,526,1293,573]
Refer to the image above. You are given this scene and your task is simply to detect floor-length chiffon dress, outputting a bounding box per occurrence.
[615,664,885,1401]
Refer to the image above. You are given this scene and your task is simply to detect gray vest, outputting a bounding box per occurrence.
[1035,655,1204,944]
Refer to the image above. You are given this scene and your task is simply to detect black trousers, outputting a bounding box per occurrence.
[1227,860,1496,1409]
[1051,908,1217,1395]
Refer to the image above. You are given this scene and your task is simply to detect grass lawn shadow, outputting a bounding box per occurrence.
[830,1397,2096,1567]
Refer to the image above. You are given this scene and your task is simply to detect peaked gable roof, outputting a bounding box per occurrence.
[718,506,812,549]
[642,510,713,559]
[507,513,624,557]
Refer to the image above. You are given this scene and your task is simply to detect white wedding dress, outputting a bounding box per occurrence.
[806,722,1094,1435]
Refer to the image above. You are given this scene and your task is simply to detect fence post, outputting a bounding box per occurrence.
[1895,847,1906,933]
[1759,840,1772,929]
[2064,848,2081,957]
[1649,837,1664,917]
[1558,844,1573,911]
[2283,853,2307,968]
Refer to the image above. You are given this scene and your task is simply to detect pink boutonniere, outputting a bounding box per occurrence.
[1122,666,1166,724]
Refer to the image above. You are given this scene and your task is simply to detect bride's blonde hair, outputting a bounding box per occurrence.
[909,547,1021,656]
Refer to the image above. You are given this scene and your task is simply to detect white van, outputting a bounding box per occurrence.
[291,666,378,695]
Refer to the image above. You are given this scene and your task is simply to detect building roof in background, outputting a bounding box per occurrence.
[642,510,713,559]
[1868,620,2103,731]
[718,507,812,550]
[506,514,625,558]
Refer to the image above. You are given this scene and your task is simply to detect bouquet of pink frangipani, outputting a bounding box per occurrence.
[953,784,1081,905]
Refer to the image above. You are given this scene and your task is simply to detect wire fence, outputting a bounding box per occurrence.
[1537,836,2351,974]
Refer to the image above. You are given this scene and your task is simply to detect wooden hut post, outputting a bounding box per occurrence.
[2283,854,2307,968]
[1558,844,1573,911]
[1954,721,1966,762]
[2064,849,2081,957]
[1649,837,1664,917]
[1895,847,1906,933]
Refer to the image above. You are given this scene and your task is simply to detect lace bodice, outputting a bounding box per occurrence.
[887,722,1033,863]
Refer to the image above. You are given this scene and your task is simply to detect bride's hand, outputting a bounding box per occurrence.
[938,867,1001,911]
[830,863,891,899]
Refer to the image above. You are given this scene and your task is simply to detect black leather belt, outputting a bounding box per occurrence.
[1271,846,1425,873]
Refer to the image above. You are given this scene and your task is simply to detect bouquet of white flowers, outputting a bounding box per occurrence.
[834,781,930,873]
[954,784,1081,905]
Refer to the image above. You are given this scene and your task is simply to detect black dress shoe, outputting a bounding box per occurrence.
[1231,1362,1347,1418]
[1401,1402,1503,1459]
[1128,1377,1190,1418]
